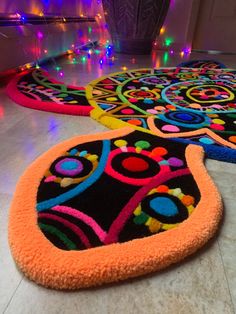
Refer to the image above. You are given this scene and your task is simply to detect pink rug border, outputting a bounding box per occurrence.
[6,69,92,116]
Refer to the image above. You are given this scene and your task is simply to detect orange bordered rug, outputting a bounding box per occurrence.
[9,127,222,289]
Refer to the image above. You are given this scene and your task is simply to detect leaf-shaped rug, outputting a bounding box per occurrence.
[88,67,236,163]
[9,127,222,289]
[6,68,92,116]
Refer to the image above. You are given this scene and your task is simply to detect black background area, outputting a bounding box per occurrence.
[36,130,198,250]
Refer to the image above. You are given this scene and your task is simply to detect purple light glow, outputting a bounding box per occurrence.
[37,31,44,39]
[182,47,191,54]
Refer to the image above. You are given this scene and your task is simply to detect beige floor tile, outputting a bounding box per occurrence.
[217,197,236,311]
[0,193,22,313]
[4,242,234,314]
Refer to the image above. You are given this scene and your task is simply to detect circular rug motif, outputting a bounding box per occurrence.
[7,69,92,116]
[87,67,236,163]
[9,128,222,289]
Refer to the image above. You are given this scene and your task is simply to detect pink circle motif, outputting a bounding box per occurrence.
[161,125,180,132]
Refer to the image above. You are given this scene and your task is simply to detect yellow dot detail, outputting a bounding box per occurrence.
[145,217,152,226]
[114,140,127,147]
[135,147,142,153]
[106,97,118,101]
[212,118,225,125]
[87,154,98,162]
[134,206,142,216]
[149,219,161,233]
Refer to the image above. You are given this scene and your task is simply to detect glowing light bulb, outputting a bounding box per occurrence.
[160,27,165,35]
[183,47,191,54]
[81,56,87,63]
[165,38,173,47]
[25,63,31,69]
[122,66,128,71]
[180,51,184,57]
[37,31,43,40]
[39,12,44,17]
[44,49,48,54]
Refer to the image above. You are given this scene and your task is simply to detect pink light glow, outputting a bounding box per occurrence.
[37,31,44,40]
[0,106,4,119]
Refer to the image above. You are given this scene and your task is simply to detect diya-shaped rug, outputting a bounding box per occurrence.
[88,67,236,163]
[177,60,226,69]
[6,68,92,115]
[9,127,222,289]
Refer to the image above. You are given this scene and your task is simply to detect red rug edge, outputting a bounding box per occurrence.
[6,69,92,116]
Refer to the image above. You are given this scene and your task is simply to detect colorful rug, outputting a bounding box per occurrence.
[7,69,92,116]
[88,67,236,163]
[177,60,226,69]
[9,127,222,289]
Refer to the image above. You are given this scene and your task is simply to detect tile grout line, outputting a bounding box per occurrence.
[217,240,236,314]
[2,277,23,314]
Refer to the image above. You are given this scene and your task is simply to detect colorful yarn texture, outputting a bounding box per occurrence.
[9,64,234,290]
[88,67,236,162]
[7,69,92,115]
[9,127,222,289]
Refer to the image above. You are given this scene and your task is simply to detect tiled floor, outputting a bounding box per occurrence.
[0,49,236,314]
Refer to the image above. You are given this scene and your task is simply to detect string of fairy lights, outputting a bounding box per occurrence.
[1,3,192,76]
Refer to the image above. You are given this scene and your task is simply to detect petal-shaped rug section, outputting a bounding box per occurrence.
[9,127,222,289]
[6,68,92,116]
[177,59,226,69]
[88,67,236,163]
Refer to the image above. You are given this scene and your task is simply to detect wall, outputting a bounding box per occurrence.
[156,0,200,52]
[0,1,104,72]
[0,20,101,72]
[0,0,103,16]
[0,0,200,72]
